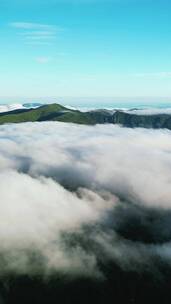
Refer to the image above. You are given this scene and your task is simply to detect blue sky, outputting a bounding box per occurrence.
[0,0,171,102]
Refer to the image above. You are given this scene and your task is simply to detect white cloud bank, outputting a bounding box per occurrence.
[0,122,171,278]
[0,103,40,113]
[0,104,24,113]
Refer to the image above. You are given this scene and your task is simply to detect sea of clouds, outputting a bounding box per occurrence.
[0,122,171,280]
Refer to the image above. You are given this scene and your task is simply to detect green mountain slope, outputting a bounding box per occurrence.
[1,103,171,129]
[0,104,67,124]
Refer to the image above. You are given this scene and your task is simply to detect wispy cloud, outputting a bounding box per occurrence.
[133,72,171,78]
[20,30,56,39]
[25,35,56,41]
[105,71,171,79]
[9,22,62,46]
[25,41,53,46]
[10,22,56,30]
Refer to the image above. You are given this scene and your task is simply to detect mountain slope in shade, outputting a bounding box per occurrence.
[1,103,171,129]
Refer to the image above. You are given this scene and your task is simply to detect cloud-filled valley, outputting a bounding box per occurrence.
[1,121,171,303]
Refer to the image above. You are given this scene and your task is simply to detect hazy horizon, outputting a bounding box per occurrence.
[1,96,171,106]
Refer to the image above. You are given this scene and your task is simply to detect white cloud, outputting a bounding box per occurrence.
[125,108,171,115]
[0,122,171,279]
[35,56,52,63]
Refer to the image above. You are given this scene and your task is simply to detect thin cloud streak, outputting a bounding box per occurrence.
[132,72,171,78]
[9,22,63,46]
[10,22,57,30]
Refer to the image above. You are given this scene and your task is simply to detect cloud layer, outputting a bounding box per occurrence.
[0,122,171,281]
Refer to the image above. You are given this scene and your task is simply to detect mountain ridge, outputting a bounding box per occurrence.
[0,103,171,129]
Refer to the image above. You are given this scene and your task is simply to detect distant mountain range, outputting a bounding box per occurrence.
[1,103,171,129]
